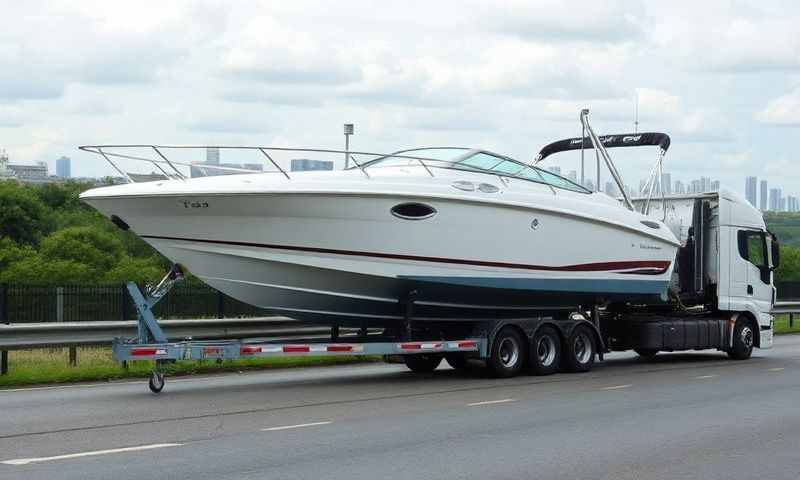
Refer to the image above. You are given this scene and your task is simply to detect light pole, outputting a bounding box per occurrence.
[344,123,354,169]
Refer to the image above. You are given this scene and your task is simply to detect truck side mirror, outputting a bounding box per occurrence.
[770,233,780,271]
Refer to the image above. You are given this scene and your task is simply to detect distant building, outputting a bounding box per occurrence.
[769,188,782,211]
[745,176,757,207]
[674,180,685,194]
[291,159,334,172]
[0,149,12,178]
[206,147,220,165]
[711,180,720,192]
[8,161,47,180]
[604,181,617,197]
[567,170,578,183]
[242,163,264,172]
[547,166,562,176]
[56,156,71,178]
[788,196,799,213]
[661,172,672,195]
[760,180,768,211]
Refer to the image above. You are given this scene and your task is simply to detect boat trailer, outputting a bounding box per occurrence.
[113,266,486,393]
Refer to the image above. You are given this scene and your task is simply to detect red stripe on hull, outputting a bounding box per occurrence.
[141,235,671,275]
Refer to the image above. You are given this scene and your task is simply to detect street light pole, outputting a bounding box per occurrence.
[344,123,354,169]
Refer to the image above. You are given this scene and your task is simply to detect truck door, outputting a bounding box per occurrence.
[733,229,773,314]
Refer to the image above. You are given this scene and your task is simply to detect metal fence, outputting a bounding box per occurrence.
[0,283,273,323]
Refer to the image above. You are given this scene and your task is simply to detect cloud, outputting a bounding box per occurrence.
[486,0,645,42]
[756,88,800,126]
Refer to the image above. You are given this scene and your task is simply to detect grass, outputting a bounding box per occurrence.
[773,314,800,334]
[0,347,382,388]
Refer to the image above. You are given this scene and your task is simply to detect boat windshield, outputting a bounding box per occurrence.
[365,148,589,193]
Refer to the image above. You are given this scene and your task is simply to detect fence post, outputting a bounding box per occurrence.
[791,313,794,329]
[57,287,77,367]
[1,284,7,376]
[217,290,225,319]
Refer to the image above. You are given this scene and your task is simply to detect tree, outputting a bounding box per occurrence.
[40,226,126,273]
[0,181,48,245]
[0,255,96,284]
[776,245,800,282]
[0,236,36,272]
[103,256,165,284]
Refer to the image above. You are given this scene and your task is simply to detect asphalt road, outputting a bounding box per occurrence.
[2,336,800,480]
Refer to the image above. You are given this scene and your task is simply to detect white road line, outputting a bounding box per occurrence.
[261,421,332,431]
[1,443,182,466]
[767,367,785,372]
[601,384,632,390]
[467,398,516,407]
[695,375,717,379]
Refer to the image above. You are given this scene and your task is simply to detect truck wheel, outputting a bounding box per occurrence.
[148,371,165,394]
[530,325,561,376]
[487,327,526,378]
[634,348,659,359]
[727,318,755,360]
[445,353,469,370]
[404,354,443,373]
[562,325,595,373]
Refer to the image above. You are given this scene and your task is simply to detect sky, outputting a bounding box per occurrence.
[1,0,799,196]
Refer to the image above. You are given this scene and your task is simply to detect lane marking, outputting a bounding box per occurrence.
[695,375,717,379]
[261,421,332,431]
[601,384,632,390]
[467,398,515,407]
[1,443,182,466]
[767,367,785,372]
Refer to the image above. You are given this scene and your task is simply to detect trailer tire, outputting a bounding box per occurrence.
[445,353,470,371]
[727,317,755,360]
[148,371,165,393]
[562,325,595,373]
[404,354,443,373]
[634,348,659,360]
[487,327,526,378]
[530,325,561,376]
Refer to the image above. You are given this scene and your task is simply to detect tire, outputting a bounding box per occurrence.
[487,327,527,378]
[562,324,596,373]
[727,317,755,360]
[148,371,165,393]
[404,354,443,373]
[530,325,561,376]
[634,348,659,359]
[445,353,470,370]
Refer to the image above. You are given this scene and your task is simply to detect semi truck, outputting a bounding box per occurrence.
[115,190,778,393]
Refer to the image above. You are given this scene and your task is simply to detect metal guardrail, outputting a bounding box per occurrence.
[0,317,337,375]
[0,317,332,350]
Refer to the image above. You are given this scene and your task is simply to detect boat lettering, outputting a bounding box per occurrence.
[183,201,209,209]
[639,243,662,250]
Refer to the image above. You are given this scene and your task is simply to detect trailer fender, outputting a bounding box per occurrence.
[562,320,606,361]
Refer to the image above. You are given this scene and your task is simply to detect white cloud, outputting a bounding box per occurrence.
[756,88,800,126]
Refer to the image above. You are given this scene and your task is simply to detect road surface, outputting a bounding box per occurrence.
[2,336,800,479]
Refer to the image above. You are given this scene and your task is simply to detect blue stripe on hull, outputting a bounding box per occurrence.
[403,276,669,295]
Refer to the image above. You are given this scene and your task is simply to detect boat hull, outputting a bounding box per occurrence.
[84,190,678,327]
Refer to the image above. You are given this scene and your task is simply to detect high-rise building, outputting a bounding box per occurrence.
[690,179,701,193]
[0,149,11,178]
[700,177,711,192]
[291,159,334,172]
[661,173,672,195]
[567,170,578,183]
[711,180,720,192]
[547,166,562,176]
[56,156,71,178]
[788,196,798,213]
[604,181,617,197]
[769,188,782,211]
[206,147,220,165]
[674,180,685,194]
[745,176,757,207]
[781,197,787,212]
[760,180,768,210]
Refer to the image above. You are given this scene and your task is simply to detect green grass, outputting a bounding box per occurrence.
[773,314,800,334]
[0,347,382,388]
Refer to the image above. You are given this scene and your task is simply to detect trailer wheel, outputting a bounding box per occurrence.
[404,354,443,373]
[487,327,526,378]
[530,325,561,376]
[562,325,595,373]
[727,317,755,360]
[148,371,165,393]
[634,348,659,360]
[445,353,469,371]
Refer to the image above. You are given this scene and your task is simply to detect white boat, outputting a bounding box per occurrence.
[80,111,680,327]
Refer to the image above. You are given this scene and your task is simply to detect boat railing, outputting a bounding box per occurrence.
[78,145,453,184]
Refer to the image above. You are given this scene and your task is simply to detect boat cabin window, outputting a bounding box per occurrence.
[364,148,589,194]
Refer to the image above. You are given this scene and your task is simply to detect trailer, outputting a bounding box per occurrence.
[115,190,778,393]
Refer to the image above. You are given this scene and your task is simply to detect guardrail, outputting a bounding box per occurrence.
[772,302,800,328]
[0,317,336,375]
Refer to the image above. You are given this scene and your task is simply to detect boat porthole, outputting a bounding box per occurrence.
[641,220,661,229]
[391,202,437,220]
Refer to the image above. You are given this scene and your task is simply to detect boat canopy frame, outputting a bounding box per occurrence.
[533,110,671,217]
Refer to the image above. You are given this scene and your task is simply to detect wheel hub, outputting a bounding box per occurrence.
[499,338,520,367]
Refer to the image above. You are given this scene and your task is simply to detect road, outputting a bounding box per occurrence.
[1,336,800,480]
